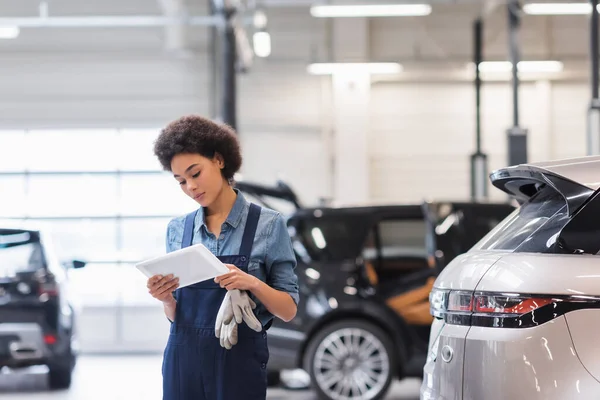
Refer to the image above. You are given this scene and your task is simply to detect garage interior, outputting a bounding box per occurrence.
[1,0,600,399]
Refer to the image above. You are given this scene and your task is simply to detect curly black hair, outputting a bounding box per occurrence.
[153,115,242,181]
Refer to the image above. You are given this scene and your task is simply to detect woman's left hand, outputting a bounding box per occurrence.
[214,264,259,291]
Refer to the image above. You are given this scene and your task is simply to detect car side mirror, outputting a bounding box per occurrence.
[65,260,86,269]
[556,187,600,254]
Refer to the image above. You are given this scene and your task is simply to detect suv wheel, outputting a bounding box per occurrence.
[48,363,72,390]
[48,345,75,390]
[304,319,396,400]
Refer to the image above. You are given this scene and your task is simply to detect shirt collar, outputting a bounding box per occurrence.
[194,189,248,234]
[225,189,247,228]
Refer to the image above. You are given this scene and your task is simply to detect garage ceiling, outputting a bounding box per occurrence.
[0,1,595,75]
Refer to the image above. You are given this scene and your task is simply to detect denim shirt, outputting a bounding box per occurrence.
[165,190,300,327]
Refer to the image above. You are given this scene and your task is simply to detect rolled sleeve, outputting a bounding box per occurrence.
[164,219,179,307]
[265,213,300,306]
[165,220,173,254]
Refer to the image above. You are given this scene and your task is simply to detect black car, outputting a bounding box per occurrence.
[0,226,85,389]
[236,181,514,400]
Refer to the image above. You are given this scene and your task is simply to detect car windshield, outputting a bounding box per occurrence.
[0,231,45,277]
[473,187,567,251]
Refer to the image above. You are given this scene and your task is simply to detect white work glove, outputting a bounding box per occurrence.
[215,292,238,349]
[215,291,234,338]
[230,289,262,332]
[219,319,238,350]
[215,289,262,346]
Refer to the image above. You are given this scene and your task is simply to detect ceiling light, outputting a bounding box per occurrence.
[0,26,19,39]
[310,4,432,18]
[474,61,564,73]
[523,3,597,15]
[253,31,271,58]
[307,62,403,75]
[253,10,268,29]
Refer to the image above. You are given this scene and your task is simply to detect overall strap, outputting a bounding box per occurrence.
[182,210,198,248]
[238,203,261,258]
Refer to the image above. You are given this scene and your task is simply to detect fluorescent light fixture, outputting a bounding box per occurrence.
[475,60,564,73]
[307,62,403,75]
[253,31,271,58]
[0,26,19,39]
[523,3,598,15]
[310,4,432,18]
[253,10,268,29]
[311,228,327,249]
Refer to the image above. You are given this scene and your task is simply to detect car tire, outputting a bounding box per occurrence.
[48,363,72,390]
[48,344,75,390]
[303,319,396,400]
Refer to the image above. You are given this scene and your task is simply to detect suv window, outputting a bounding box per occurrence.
[379,219,428,259]
[363,219,429,281]
[473,187,568,252]
[0,231,45,276]
[465,207,512,246]
[295,216,369,262]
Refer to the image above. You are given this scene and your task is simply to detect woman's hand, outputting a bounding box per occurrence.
[147,274,179,304]
[214,264,259,291]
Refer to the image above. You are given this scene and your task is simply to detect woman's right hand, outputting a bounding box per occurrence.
[147,274,179,303]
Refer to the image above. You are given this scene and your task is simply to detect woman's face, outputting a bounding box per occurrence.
[171,152,227,207]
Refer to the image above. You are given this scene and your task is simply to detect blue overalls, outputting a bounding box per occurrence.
[162,203,269,400]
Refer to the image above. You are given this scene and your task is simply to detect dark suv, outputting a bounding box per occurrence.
[236,181,514,400]
[0,225,85,389]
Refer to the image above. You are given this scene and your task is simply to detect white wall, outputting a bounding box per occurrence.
[369,80,591,203]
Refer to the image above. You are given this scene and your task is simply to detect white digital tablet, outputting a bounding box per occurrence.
[135,243,230,288]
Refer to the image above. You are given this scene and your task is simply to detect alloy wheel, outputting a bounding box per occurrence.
[312,327,390,400]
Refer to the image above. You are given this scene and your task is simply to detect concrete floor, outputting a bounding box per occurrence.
[0,356,421,400]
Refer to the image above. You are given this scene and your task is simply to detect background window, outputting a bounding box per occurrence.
[0,177,27,217]
[68,263,121,307]
[119,174,196,216]
[120,217,172,261]
[26,130,119,172]
[43,219,119,262]
[27,175,119,217]
[118,262,161,306]
[0,131,26,171]
[119,129,163,171]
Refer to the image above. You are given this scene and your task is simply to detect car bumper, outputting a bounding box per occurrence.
[0,323,50,368]
[266,327,305,371]
[421,316,600,400]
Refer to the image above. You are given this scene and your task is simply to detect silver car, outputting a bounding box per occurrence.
[422,155,600,400]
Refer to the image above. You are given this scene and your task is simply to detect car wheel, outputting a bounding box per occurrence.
[304,319,396,400]
[48,344,75,390]
[48,363,72,390]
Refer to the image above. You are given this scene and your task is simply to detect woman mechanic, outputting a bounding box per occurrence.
[145,115,300,400]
